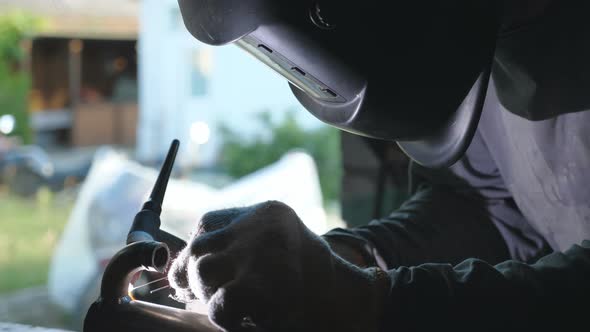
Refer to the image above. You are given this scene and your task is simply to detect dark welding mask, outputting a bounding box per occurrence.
[178,1,501,167]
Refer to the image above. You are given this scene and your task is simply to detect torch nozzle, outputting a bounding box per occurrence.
[143,139,179,215]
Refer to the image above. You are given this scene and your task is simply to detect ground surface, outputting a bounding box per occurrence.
[0,322,70,332]
[0,287,68,329]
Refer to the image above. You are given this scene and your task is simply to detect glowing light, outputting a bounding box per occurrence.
[0,114,15,135]
[190,121,210,145]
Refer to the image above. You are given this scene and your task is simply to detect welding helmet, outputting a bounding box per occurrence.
[178,1,500,167]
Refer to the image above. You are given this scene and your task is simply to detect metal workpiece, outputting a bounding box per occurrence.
[85,297,219,332]
[84,240,219,332]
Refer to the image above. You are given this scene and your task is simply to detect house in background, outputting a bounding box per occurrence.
[1,0,323,167]
[138,0,321,167]
[0,0,140,148]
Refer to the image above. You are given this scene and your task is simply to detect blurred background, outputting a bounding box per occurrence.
[0,0,410,330]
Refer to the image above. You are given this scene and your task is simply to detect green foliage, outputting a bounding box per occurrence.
[0,11,42,144]
[219,111,342,202]
[0,63,32,142]
[0,11,41,63]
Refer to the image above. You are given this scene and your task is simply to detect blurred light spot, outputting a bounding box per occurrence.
[0,114,15,135]
[41,164,54,177]
[190,121,210,145]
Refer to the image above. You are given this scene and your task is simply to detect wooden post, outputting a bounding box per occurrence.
[20,38,33,73]
[68,39,83,109]
[68,39,83,146]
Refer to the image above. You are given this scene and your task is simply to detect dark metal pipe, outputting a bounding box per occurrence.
[100,241,170,304]
[85,240,219,332]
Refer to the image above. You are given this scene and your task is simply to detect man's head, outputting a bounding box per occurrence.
[177,1,544,167]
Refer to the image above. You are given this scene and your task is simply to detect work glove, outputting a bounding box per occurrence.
[168,201,388,332]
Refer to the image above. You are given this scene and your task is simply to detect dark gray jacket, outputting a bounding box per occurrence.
[325,2,590,330]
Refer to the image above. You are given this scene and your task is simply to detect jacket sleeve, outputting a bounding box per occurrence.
[324,131,551,268]
[383,240,590,331]
[324,184,512,268]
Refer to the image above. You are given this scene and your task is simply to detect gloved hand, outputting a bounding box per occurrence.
[168,201,389,332]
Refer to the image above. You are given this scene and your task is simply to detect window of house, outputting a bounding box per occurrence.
[190,49,213,97]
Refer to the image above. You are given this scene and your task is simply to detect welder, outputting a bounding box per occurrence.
[168,1,590,331]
